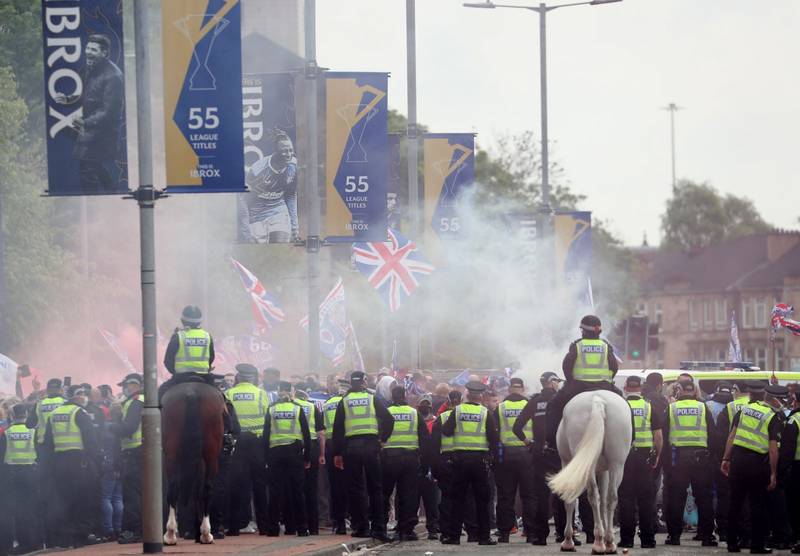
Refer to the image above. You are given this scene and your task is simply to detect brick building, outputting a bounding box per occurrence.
[632,231,800,371]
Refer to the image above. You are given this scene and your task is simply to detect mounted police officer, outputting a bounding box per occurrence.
[382,385,428,542]
[618,375,663,549]
[332,370,394,542]
[545,315,621,451]
[263,381,311,537]
[224,364,269,536]
[44,385,99,548]
[0,404,42,553]
[323,379,350,535]
[494,377,535,544]
[109,373,144,544]
[441,381,499,546]
[663,380,716,547]
[721,380,781,554]
[160,305,215,399]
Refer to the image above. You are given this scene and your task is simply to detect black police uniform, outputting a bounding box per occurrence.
[618,392,663,548]
[493,391,536,542]
[0,419,42,553]
[726,397,782,552]
[332,387,395,539]
[262,400,312,536]
[764,388,792,549]
[441,384,500,545]
[300,401,325,535]
[418,412,440,539]
[108,390,144,541]
[210,398,240,538]
[781,405,800,545]
[44,401,98,547]
[663,393,715,544]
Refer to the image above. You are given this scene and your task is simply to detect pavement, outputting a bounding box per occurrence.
[29,528,379,556]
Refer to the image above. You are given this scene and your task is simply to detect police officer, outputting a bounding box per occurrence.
[441,381,499,546]
[618,375,663,549]
[432,390,467,544]
[382,385,428,542]
[721,380,781,554]
[764,384,792,550]
[323,379,349,534]
[417,394,441,541]
[210,380,240,539]
[27,378,64,451]
[224,364,269,535]
[0,404,42,553]
[545,315,621,451]
[161,305,215,398]
[494,377,535,544]
[706,381,736,542]
[263,381,312,536]
[45,385,98,548]
[332,370,394,541]
[782,392,800,553]
[663,380,716,546]
[109,373,144,544]
[294,386,326,535]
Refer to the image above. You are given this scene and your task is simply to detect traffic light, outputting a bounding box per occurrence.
[647,322,660,353]
[627,316,648,360]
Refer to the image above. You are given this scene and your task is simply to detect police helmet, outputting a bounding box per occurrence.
[580,315,602,333]
[181,305,203,326]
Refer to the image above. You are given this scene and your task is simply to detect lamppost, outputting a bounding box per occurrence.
[463,0,621,233]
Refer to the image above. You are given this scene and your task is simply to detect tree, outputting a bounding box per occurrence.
[661,180,770,251]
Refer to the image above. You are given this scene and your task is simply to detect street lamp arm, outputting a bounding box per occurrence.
[464,0,620,10]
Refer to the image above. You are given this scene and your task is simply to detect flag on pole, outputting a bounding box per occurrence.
[771,303,800,338]
[98,329,138,375]
[300,278,348,366]
[348,321,366,373]
[231,259,285,334]
[728,311,743,362]
[352,229,435,312]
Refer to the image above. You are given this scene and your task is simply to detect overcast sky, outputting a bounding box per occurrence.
[316,0,800,245]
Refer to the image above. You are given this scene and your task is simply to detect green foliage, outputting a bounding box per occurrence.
[0,1,44,135]
[661,180,770,251]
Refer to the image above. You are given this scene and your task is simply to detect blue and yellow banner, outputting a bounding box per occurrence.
[40,0,128,196]
[325,72,388,242]
[423,133,475,240]
[554,211,592,287]
[162,0,245,193]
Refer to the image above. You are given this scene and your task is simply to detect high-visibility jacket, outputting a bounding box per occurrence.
[498,399,531,447]
[439,410,455,453]
[226,383,268,436]
[4,423,36,465]
[343,391,379,438]
[668,399,708,448]
[726,396,750,428]
[323,395,343,436]
[268,402,303,448]
[790,412,800,461]
[733,401,775,455]
[120,395,144,450]
[628,397,654,449]
[50,404,85,453]
[174,328,212,373]
[384,405,418,450]
[35,396,64,444]
[296,399,319,441]
[572,339,613,382]
[452,403,489,452]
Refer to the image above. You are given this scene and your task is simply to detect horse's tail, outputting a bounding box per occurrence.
[548,394,606,504]
[178,390,204,507]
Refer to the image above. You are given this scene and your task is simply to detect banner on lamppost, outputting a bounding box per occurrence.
[41,0,129,196]
[325,72,389,243]
[162,0,245,193]
[423,133,475,240]
[238,72,299,243]
[554,211,592,287]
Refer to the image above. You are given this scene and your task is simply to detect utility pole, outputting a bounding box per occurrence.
[305,0,321,373]
[133,1,164,552]
[663,102,682,191]
[406,0,420,369]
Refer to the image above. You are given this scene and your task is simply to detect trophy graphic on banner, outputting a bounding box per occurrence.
[337,103,379,163]
[433,144,472,206]
[173,14,230,91]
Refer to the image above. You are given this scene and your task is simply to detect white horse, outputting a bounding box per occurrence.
[548,390,632,554]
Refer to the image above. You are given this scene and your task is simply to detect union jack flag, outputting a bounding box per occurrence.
[231,259,285,334]
[352,229,435,313]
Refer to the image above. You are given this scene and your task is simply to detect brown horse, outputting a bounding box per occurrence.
[161,380,225,544]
